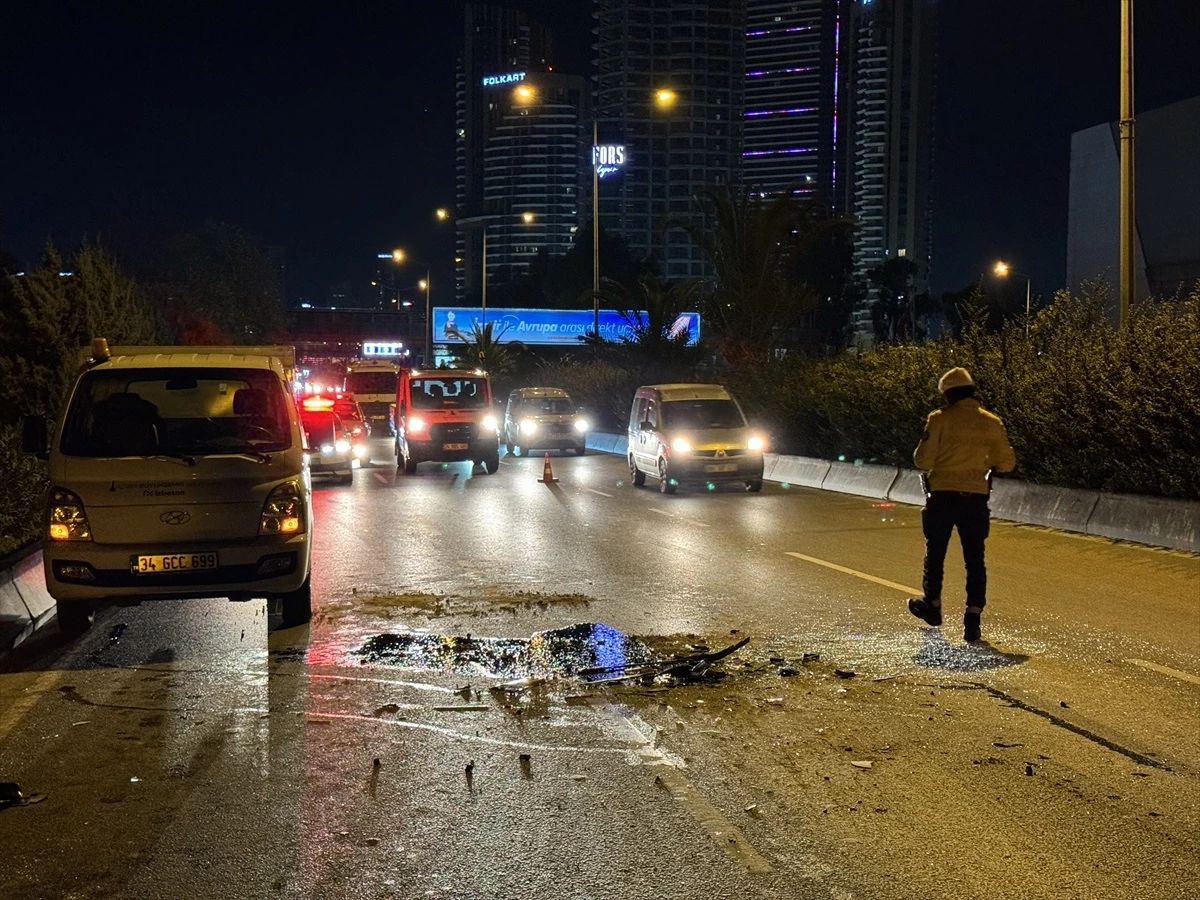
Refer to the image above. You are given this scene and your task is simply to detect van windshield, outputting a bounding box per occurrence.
[411,377,489,410]
[346,371,397,394]
[661,399,745,430]
[522,397,575,415]
[60,367,293,458]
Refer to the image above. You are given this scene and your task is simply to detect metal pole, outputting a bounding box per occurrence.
[424,268,431,367]
[481,227,488,326]
[592,118,600,341]
[1025,277,1031,337]
[1119,0,1135,328]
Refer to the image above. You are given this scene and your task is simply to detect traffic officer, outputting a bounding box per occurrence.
[908,367,1016,642]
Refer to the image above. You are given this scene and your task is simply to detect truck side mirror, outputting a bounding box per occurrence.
[22,414,49,459]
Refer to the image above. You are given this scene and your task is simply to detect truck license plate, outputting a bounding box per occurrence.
[132,552,219,574]
[443,442,469,451]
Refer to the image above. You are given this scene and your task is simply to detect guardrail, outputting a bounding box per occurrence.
[0,546,56,654]
[585,433,1199,553]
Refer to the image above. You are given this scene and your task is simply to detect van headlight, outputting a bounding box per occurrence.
[407,417,427,434]
[335,439,351,453]
[747,435,766,452]
[574,418,589,433]
[260,481,307,535]
[519,419,538,435]
[481,414,498,432]
[48,488,92,541]
[671,437,693,454]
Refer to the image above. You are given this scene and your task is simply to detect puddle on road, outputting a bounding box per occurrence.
[355,622,654,680]
[324,589,592,622]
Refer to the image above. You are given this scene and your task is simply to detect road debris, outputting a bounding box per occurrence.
[802,653,821,664]
[373,703,401,717]
[373,758,382,769]
[579,636,751,685]
[834,669,857,679]
[519,753,532,779]
[851,761,873,770]
[778,665,798,677]
[433,705,490,712]
[1,783,47,810]
[1025,764,1035,776]
[766,697,785,706]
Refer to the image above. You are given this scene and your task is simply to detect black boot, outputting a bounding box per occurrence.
[964,611,982,643]
[907,597,942,627]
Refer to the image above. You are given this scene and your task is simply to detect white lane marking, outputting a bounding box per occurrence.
[648,508,710,528]
[786,551,920,595]
[583,487,613,498]
[1125,659,1200,686]
[372,471,388,484]
[305,673,460,694]
[0,671,61,745]
[593,698,773,875]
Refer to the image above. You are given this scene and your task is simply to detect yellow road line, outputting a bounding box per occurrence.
[0,670,61,745]
[1125,659,1200,686]
[786,551,920,595]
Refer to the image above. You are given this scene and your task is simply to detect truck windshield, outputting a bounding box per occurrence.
[346,371,398,394]
[60,367,293,458]
[411,377,489,410]
[523,397,575,415]
[661,399,745,430]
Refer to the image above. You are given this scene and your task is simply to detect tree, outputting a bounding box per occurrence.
[604,273,703,366]
[867,257,935,343]
[447,319,523,380]
[672,185,852,365]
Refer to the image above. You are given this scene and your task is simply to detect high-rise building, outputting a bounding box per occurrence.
[743,1,845,205]
[481,71,590,291]
[594,0,746,280]
[842,0,937,336]
[456,3,559,303]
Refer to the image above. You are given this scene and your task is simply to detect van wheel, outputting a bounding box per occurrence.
[339,472,354,485]
[658,460,676,494]
[629,457,645,487]
[484,452,500,474]
[56,600,94,637]
[280,576,312,628]
[574,445,586,456]
[746,479,763,493]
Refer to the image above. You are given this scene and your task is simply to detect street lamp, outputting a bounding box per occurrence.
[993,261,1032,335]
[461,211,537,329]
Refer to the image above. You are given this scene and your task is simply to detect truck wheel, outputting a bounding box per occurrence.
[56,600,94,637]
[484,452,500,474]
[574,445,587,456]
[629,457,645,487]
[745,479,763,492]
[280,576,312,627]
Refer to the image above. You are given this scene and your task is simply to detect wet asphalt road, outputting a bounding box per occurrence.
[1,442,1198,900]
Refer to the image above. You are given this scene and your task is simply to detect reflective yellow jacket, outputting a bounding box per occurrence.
[913,398,1016,494]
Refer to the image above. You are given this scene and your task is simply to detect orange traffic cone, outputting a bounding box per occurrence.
[538,452,558,484]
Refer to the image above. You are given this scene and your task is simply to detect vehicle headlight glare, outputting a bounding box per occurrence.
[48,488,92,541]
[747,435,765,451]
[482,414,499,432]
[320,443,335,454]
[519,419,538,435]
[260,481,308,536]
[671,437,692,454]
[574,418,589,433]
[335,439,351,453]
[407,417,427,433]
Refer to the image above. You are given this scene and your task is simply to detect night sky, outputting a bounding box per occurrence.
[3,1,1198,305]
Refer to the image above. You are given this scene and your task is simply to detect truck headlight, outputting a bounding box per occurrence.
[482,414,498,432]
[48,488,92,541]
[407,417,427,434]
[519,419,538,435]
[260,481,307,535]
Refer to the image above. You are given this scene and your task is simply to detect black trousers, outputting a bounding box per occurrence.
[921,491,991,610]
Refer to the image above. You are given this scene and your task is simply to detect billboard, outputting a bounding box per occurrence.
[432,308,700,346]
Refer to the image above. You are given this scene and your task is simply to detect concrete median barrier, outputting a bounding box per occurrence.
[1086,493,1200,552]
[989,480,1100,531]
[819,461,900,500]
[765,454,831,489]
[887,469,928,507]
[0,549,55,654]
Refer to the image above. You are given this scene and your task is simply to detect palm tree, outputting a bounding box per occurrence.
[446,319,522,379]
[604,273,703,362]
[672,185,852,365]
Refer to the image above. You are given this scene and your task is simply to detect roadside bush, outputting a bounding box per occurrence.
[730,288,1200,500]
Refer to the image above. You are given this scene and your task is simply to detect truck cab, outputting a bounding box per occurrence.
[394,368,500,475]
[344,360,399,437]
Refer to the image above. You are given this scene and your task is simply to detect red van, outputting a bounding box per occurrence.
[394,369,500,475]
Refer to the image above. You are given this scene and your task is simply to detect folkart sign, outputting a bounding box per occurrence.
[592,144,627,179]
[482,71,526,87]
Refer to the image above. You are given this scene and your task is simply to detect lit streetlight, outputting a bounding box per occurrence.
[654,88,677,108]
[435,208,449,222]
[993,260,1032,336]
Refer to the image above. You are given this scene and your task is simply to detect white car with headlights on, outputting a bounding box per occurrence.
[503,387,589,457]
[626,383,766,494]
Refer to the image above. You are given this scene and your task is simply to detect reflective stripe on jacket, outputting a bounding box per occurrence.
[913,398,1016,495]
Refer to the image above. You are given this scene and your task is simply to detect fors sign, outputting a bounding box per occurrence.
[592,144,626,179]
